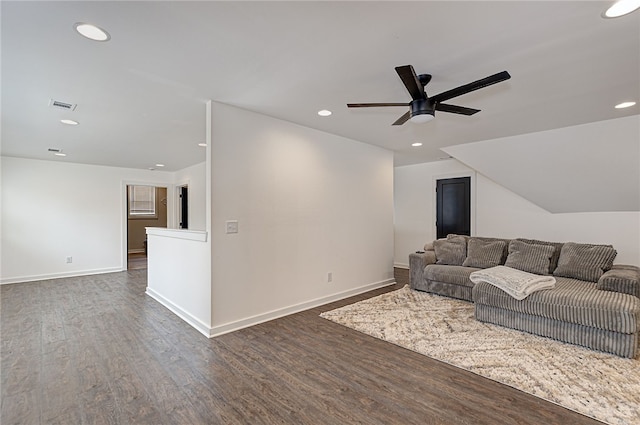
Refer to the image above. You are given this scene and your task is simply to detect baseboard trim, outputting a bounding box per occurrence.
[145,287,212,338]
[0,267,123,285]
[208,278,396,338]
[394,263,409,269]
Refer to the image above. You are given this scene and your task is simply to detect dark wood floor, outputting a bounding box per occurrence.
[127,252,147,270]
[1,271,602,425]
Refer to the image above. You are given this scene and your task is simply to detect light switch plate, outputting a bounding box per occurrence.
[225,220,238,234]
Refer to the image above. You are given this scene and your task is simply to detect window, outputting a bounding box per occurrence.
[128,185,156,218]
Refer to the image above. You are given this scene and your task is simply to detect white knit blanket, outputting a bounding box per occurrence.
[470,266,556,300]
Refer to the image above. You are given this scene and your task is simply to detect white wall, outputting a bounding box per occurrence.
[394,159,640,267]
[443,115,640,213]
[1,156,174,283]
[209,102,394,333]
[146,228,210,335]
[174,161,206,231]
[394,159,472,267]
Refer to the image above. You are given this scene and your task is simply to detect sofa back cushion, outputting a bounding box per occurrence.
[516,238,564,274]
[462,238,506,268]
[504,240,555,275]
[434,235,467,266]
[554,242,617,282]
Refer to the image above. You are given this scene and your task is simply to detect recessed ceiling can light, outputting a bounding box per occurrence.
[198,143,207,147]
[317,109,332,117]
[411,142,423,147]
[603,0,640,18]
[60,119,79,125]
[74,22,111,41]
[54,152,67,157]
[615,101,636,109]
[155,163,165,167]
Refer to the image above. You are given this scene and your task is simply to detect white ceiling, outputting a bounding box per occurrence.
[2,1,639,171]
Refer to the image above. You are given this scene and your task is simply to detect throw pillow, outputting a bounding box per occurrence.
[462,238,506,268]
[516,238,564,274]
[504,240,554,275]
[554,242,617,282]
[434,235,467,266]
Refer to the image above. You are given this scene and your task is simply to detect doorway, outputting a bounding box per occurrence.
[436,177,471,239]
[126,185,168,270]
[178,185,189,229]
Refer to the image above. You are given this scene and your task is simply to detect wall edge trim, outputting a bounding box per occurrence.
[0,267,123,285]
[208,279,396,338]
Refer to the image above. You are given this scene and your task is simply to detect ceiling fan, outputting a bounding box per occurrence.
[347,65,511,125]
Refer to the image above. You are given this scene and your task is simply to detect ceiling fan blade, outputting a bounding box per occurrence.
[435,103,480,115]
[347,103,409,108]
[430,71,511,103]
[395,65,426,101]
[392,111,411,126]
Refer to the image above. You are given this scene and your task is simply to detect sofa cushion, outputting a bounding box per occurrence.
[434,236,467,266]
[554,242,617,283]
[504,240,554,275]
[424,264,480,287]
[462,238,506,269]
[472,277,640,334]
[516,238,564,273]
[598,266,640,299]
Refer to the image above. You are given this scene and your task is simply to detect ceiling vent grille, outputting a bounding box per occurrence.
[48,148,61,153]
[49,99,77,111]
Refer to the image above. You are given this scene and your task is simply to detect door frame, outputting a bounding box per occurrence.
[121,180,173,271]
[431,171,476,239]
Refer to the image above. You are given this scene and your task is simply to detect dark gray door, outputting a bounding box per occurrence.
[179,186,188,229]
[436,177,470,239]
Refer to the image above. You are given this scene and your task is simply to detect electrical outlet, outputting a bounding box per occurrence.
[225,220,238,234]
[66,256,73,264]
[327,272,332,283]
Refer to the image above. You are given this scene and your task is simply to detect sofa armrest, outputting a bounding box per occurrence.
[409,251,436,289]
[597,264,640,298]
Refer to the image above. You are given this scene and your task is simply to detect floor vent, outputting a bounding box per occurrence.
[49,99,77,111]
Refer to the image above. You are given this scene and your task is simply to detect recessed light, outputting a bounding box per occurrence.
[615,101,636,109]
[74,22,111,41]
[411,142,423,147]
[60,119,79,126]
[198,143,207,147]
[155,163,165,167]
[54,152,67,157]
[603,0,640,17]
[317,109,332,117]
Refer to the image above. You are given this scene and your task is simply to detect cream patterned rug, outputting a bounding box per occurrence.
[320,286,640,425]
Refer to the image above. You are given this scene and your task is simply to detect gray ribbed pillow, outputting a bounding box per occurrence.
[554,242,617,282]
[462,238,506,268]
[504,240,554,275]
[516,238,564,274]
[434,235,467,266]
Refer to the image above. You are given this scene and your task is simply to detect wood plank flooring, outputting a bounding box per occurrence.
[1,271,602,424]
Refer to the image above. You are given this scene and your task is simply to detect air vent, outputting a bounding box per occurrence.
[48,148,61,153]
[49,99,77,111]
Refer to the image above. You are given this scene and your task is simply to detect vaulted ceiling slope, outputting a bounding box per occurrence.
[443,115,640,213]
[1,2,639,170]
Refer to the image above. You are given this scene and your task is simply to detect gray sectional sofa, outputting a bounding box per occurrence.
[409,235,640,358]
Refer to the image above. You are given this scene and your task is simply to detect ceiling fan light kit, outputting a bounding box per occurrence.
[409,99,435,123]
[348,65,511,126]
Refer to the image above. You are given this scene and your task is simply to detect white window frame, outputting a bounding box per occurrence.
[128,185,157,219]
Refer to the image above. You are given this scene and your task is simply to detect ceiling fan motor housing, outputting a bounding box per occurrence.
[410,98,435,118]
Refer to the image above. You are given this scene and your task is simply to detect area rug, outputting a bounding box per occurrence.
[320,286,640,425]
